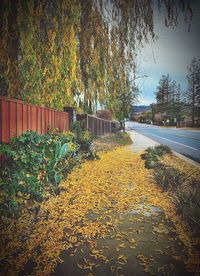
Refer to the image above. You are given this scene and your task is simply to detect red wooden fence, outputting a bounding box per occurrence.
[0,96,69,143]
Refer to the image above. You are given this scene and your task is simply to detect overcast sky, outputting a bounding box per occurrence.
[135,0,200,106]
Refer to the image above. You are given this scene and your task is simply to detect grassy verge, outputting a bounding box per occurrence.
[93,132,132,152]
[141,145,200,234]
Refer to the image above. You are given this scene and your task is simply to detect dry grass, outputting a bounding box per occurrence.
[161,154,200,233]
[93,132,132,152]
[161,154,200,183]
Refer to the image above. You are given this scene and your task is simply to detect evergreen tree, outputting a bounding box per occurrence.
[185,58,200,125]
[155,74,172,114]
[155,75,185,126]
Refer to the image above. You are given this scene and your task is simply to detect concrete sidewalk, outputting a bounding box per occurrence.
[126,130,200,167]
[126,130,159,153]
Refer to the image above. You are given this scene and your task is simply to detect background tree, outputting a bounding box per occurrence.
[155,74,185,125]
[185,57,200,126]
[155,74,172,114]
[113,82,139,131]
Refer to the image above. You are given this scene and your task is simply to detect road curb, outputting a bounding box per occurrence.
[171,150,200,168]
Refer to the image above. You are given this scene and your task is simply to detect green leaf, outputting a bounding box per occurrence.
[54,174,61,184]
[18,136,26,142]
[59,143,68,158]
[55,141,61,158]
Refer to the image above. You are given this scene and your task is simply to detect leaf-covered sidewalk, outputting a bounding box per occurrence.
[1,148,199,275]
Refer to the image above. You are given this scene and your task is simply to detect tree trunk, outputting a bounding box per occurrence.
[192,68,195,126]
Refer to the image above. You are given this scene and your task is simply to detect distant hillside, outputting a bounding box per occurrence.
[131,105,150,113]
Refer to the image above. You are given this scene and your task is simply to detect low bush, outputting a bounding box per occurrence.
[151,145,172,156]
[71,122,98,159]
[0,127,97,217]
[141,151,159,169]
[141,145,171,169]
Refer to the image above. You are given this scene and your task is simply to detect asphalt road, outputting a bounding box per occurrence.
[125,121,200,163]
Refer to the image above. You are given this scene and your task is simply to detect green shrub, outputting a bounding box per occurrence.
[141,151,159,169]
[141,150,159,169]
[0,123,99,217]
[71,122,98,159]
[0,125,98,217]
[152,145,172,156]
[0,130,79,217]
[141,145,172,169]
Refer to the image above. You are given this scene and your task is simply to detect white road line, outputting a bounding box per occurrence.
[149,134,199,151]
[175,134,200,141]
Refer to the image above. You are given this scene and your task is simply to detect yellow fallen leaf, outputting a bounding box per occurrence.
[155,249,164,254]
[118,243,126,248]
[129,238,136,244]
[110,265,115,272]
[158,266,165,272]
[118,255,125,260]
[77,263,84,269]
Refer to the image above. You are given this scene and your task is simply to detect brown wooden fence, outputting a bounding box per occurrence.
[77,114,115,136]
[0,96,69,143]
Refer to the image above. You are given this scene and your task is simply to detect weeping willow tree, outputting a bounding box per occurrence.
[0,0,192,117]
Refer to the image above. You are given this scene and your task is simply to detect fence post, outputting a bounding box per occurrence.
[63,107,76,129]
